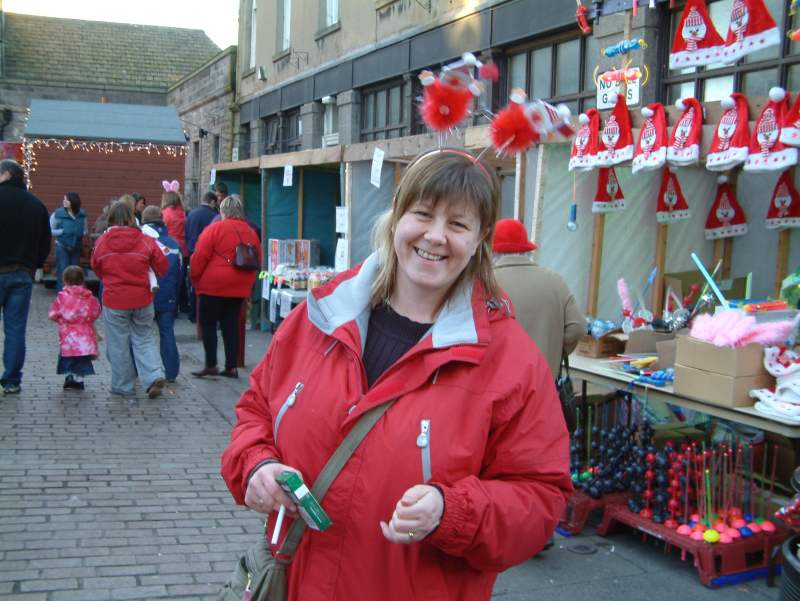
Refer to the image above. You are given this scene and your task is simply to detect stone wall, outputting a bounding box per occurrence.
[167,47,237,209]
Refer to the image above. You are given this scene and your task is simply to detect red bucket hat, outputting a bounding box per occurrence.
[492,219,537,253]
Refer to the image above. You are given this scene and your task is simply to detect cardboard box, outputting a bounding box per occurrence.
[296,239,320,269]
[624,330,676,354]
[268,239,297,272]
[576,333,626,358]
[654,338,676,370]
[664,271,747,311]
[675,336,766,377]
[673,364,773,407]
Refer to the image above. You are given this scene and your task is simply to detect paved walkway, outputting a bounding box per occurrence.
[0,285,784,600]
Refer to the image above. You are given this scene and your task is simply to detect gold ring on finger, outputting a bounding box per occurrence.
[408,531,415,540]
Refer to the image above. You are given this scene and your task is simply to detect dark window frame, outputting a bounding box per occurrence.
[662,0,800,101]
[505,31,598,114]
[360,78,410,142]
[283,109,302,153]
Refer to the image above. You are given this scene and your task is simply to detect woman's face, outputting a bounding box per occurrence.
[393,197,482,302]
[62,196,70,209]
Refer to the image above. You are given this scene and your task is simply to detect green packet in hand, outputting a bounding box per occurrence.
[276,471,332,532]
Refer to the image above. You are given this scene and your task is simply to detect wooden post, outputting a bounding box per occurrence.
[394,162,402,192]
[297,166,304,238]
[514,151,528,222]
[587,215,605,317]
[776,229,791,297]
[652,224,668,316]
[259,167,269,331]
[344,162,353,268]
[530,146,547,245]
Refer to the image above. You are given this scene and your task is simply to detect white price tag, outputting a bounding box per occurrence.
[596,71,640,110]
[370,147,385,188]
[335,206,348,234]
[334,238,349,273]
[283,164,293,187]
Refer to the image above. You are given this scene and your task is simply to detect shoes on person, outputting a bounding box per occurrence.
[2,383,21,395]
[63,375,74,390]
[221,368,238,378]
[191,366,219,378]
[110,388,135,396]
[166,378,177,383]
[147,378,166,399]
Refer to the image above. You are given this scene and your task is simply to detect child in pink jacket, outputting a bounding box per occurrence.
[48,266,101,390]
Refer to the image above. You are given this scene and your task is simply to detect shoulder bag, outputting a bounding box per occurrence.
[216,223,260,271]
[555,353,578,433]
[218,399,396,601]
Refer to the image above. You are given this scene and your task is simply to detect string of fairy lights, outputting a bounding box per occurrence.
[22,138,187,189]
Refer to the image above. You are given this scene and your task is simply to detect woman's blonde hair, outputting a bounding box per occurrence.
[107,200,137,228]
[161,191,183,210]
[219,194,245,219]
[118,194,137,215]
[370,149,500,307]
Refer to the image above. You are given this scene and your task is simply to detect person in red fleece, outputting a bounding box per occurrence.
[91,201,169,398]
[220,150,572,601]
[190,195,260,379]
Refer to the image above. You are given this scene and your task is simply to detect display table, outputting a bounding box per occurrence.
[569,354,800,439]
[267,287,308,328]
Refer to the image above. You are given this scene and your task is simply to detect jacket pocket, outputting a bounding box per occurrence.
[416,419,431,483]
[273,382,303,443]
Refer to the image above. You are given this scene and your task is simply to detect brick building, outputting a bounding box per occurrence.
[167,47,237,207]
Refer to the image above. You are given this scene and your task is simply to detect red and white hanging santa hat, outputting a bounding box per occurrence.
[667,97,703,167]
[596,94,634,167]
[569,108,600,172]
[705,175,748,239]
[632,103,667,174]
[706,93,750,172]
[766,171,800,229]
[669,0,725,69]
[780,94,800,147]
[722,0,780,63]
[592,167,626,213]
[656,168,691,223]
[744,87,798,172]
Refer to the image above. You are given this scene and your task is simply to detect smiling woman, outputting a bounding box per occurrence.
[220,146,572,601]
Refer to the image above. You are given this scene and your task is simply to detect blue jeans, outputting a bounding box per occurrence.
[155,310,179,380]
[102,304,164,394]
[0,270,33,387]
[55,243,81,291]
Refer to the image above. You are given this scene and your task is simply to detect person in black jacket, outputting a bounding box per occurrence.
[0,160,52,394]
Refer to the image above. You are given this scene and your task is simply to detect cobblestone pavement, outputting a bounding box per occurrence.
[0,285,784,600]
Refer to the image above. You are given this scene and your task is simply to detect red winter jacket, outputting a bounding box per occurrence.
[221,254,572,601]
[91,226,169,310]
[162,205,188,256]
[190,218,260,299]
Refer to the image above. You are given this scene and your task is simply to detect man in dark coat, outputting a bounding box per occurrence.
[0,160,52,394]
[185,191,219,322]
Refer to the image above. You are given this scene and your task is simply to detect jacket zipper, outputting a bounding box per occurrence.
[416,419,431,483]
[273,382,303,443]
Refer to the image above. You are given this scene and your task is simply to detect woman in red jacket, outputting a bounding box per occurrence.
[220,150,572,601]
[190,195,260,378]
[91,201,169,398]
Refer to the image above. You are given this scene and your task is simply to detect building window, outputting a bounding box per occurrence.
[361,79,410,141]
[664,0,798,102]
[278,0,292,52]
[506,34,599,114]
[283,110,302,152]
[213,135,221,163]
[248,0,258,69]
[263,116,280,155]
[239,125,251,160]
[323,0,339,27]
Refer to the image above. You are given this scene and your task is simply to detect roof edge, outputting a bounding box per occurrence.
[168,45,237,93]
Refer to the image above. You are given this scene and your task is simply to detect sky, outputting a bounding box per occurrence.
[4,0,240,49]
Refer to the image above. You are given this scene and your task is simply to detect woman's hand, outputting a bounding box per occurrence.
[244,462,300,516]
[380,485,443,544]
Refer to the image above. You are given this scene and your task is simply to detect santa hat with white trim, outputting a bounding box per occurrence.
[592,168,626,213]
[722,0,780,63]
[569,108,600,172]
[705,175,748,240]
[667,97,703,167]
[780,93,800,147]
[669,0,725,69]
[766,171,800,229]
[633,103,667,174]
[596,94,634,167]
[656,168,691,223]
[706,93,750,172]
[743,87,798,172]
